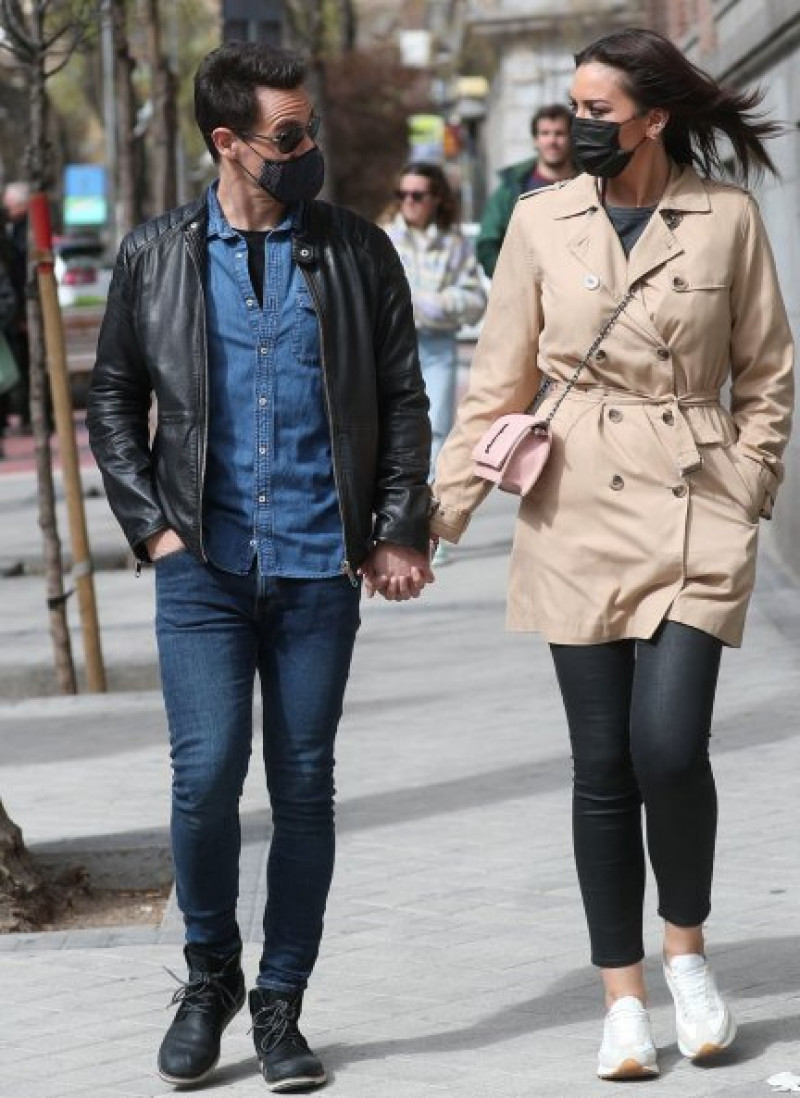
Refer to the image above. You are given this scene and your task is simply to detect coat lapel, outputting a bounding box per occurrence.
[566,207,628,301]
[553,166,713,343]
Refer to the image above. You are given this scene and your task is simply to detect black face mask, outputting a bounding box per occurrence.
[570,116,646,179]
[240,142,325,204]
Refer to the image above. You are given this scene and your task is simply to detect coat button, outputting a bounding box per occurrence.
[610,475,624,490]
[608,408,623,422]
[584,274,600,290]
[672,484,687,497]
[672,275,687,290]
[595,349,607,361]
[662,410,675,426]
[657,348,670,360]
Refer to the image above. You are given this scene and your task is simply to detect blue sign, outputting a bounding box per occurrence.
[63,163,107,227]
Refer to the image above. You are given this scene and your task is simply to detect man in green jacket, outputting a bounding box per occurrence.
[476,104,575,277]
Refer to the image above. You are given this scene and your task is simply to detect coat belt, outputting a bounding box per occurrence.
[543,382,721,477]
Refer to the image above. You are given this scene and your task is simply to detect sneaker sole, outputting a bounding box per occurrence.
[266,1071,327,1092]
[679,1014,737,1062]
[598,1058,660,1080]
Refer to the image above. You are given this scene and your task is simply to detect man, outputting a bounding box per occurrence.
[88,42,432,1093]
[2,181,30,430]
[475,103,575,277]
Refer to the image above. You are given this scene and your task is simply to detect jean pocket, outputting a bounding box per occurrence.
[153,547,190,567]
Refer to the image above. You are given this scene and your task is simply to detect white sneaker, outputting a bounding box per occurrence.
[597,996,659,1080]
[663,953,736,1060]
[431,542,450,567]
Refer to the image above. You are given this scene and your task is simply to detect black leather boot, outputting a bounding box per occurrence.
[157,945,246,1085]
[249,987,326,1092]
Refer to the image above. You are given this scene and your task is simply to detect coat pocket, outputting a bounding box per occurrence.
[716,444,765,524]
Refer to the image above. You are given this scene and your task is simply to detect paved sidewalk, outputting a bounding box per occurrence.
[1,481,799,1097]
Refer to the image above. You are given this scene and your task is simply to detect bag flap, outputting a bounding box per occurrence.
[473,414,543,471]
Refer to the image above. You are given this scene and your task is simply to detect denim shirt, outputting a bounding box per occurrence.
[202,184,344,577]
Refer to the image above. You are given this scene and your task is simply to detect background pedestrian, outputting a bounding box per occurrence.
[382,161,485,563]
[475,104,575,278]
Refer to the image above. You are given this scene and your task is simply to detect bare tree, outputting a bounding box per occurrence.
[284,0,358,201]
[143,0,177,213]
[110,0,144,233]
[0,0,98,928]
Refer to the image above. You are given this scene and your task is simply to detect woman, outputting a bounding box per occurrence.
[383,162,485,566]
[430,28,793,1080]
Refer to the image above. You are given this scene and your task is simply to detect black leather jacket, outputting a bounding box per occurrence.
[87,196,431,570]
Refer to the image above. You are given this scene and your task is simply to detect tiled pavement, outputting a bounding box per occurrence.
[1,489,799,1097]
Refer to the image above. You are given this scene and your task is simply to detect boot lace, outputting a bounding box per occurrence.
[250,997,309,1056]
[165,965,240,1019]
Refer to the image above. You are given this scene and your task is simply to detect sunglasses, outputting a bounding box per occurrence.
[394,189,433,203]
[242,114,321,155]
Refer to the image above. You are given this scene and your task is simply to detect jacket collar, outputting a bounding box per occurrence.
[551,163,711,220]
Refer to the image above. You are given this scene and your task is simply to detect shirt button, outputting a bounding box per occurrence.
[672,484,687,498]
[236,252,245,260]
[672,275,687,290]
[258,494,266,504]
[246,298,255,308]
[608,408,622,423]
[259,446,266,455]
[259,397,267,407]
[260,347,268,355]
[610,475,624,490]
[662,410,675,426]
[657,348,670,360]
[595,349,607,361]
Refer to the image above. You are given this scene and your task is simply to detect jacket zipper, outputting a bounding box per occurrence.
[184,222,209,563]
[300,265,359,587]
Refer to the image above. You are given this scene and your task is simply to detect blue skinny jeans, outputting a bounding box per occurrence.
[155,551,361,991]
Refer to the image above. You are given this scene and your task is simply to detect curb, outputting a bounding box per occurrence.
[31,834,174,891]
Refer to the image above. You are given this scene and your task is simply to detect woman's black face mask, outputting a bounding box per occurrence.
[570,115,646,178]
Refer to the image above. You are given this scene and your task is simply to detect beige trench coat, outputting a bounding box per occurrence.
[431,165,794,646]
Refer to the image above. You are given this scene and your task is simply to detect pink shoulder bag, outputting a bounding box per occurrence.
[472,287,637,496]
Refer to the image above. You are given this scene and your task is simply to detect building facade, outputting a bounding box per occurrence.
[674,1,800,577]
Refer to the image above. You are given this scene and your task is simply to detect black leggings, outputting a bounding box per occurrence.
[550,621,722,968]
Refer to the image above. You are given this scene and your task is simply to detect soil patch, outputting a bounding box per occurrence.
[39,879,171,931]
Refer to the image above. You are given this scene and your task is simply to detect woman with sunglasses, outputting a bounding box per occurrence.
[430,28,793,1079]
[383,163,485,562]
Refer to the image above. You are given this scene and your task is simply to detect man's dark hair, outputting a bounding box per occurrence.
[194,41,307,161]
[530,103,572,138]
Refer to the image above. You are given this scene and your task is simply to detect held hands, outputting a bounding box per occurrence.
[359,542,435,601]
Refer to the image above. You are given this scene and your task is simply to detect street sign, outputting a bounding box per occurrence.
[63,164,107,228]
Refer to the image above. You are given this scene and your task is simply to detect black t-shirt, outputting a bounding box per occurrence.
[605,205,656,258]
[239,229,268,307]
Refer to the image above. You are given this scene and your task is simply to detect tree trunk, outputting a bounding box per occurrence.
[144,0,178,213]
[0,798,55,932]
[26,9,77,695]
[112,0,143,234]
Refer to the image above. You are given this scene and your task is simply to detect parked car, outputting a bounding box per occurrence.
[53,234,113,308]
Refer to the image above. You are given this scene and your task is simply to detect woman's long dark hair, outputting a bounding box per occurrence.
[575,28,783,182]
[399,161,459,231]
